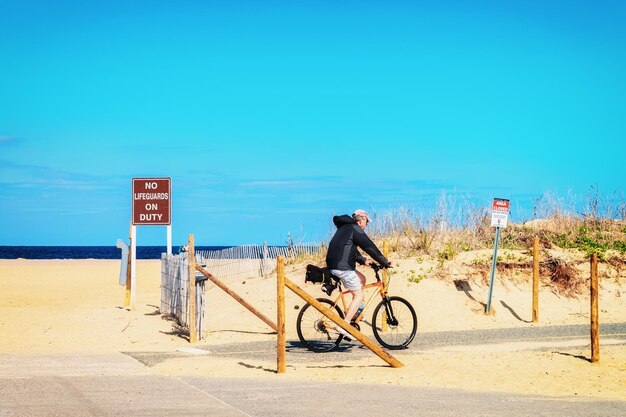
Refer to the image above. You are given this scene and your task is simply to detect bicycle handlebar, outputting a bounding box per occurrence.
[370,263,392,271]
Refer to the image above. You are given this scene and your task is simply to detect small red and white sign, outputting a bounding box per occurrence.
[491,198,510,228]
[132,178,171,225]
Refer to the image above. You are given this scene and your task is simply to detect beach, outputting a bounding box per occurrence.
[0,257,625,402]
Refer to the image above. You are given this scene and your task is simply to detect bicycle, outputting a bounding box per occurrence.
[296,264,417,352]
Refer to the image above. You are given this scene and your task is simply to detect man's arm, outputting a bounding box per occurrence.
[354,250,367,265]
[353,228,389,266]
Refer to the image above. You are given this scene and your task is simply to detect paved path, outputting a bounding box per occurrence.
[125,321,626,366]
[1,323,624,417]
[413,322,626,350]
[1,372,624,417]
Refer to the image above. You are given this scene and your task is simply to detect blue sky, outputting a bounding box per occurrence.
[1,1,624,246]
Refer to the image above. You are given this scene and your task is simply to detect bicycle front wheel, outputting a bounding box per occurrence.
[296,298,345,352]
[371,296,417,350]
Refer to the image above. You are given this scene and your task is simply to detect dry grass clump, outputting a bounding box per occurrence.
[605,257,626,283]
[541,256,584,297]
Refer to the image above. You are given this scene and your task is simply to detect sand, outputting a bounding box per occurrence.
[0,258,624,401]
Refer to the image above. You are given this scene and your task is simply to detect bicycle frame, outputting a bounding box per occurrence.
[332,270,388,323]
[297,264,416,351]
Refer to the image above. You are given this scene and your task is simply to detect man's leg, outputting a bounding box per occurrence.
[356,270,367,286]
[344,271,366,322]
[345,288,364,322]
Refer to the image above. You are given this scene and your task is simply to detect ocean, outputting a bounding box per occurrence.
[0,246,233,260]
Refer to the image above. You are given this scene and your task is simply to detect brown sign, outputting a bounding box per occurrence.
[132,178,171,225]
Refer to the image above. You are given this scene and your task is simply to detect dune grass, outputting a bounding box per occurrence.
[290,188,624,296]
[364,189,625,296]
[367,189,626,261]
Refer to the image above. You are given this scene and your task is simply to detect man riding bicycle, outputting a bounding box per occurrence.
[326,209,391,339]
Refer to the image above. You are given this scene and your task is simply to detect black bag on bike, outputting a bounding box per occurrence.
[305,264,339,296]
[305,264,331,284]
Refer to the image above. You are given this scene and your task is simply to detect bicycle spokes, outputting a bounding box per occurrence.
[296,298,345,352]
[372,296,417,350]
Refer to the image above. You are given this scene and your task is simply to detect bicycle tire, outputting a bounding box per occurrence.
[296,298,345,352]
[371,296,417,350]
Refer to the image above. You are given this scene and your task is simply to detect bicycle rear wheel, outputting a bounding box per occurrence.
[296,298,345,352]
[371,296,417,350]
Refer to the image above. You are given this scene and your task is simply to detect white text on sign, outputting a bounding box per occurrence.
[491,198,510,228]
[132,178,171,225]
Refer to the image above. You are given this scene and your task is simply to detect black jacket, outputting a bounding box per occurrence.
[325,215,389,270]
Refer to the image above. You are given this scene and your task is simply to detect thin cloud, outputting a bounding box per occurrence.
[0,160,120,191]
[0,135,21,145]
[241,180,306,187]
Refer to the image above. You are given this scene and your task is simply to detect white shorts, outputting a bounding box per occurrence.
[330,269,362,291]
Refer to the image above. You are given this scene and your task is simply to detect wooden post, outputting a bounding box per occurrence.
[284,277,403,368]
[382,239,390,290]
[124,222,132,307]
[129,223,137,309]
[532,236,539,323]
[262,241,269,277]
[590,253,599,363]
[188,234,197,343]
[124,245,132,306]
[382,239,390,332]
[277,256,286,373]
[195,264,278,332]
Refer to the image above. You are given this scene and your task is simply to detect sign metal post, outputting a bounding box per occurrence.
[486,198,510,315]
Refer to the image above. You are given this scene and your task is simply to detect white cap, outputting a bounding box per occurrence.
[352,209,372,223]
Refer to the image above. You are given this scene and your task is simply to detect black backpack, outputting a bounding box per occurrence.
[305,264,340,295]
[305,264,331,284]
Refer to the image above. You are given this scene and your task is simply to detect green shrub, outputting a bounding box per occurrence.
[437,242,457,266]
[574,235,608,259]
[407,270,425,284]
[613,240,626,254]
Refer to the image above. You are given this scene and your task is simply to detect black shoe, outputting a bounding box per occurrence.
[321,282,337,296]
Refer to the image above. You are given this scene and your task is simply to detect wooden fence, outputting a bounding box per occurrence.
[195,244,322,279]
